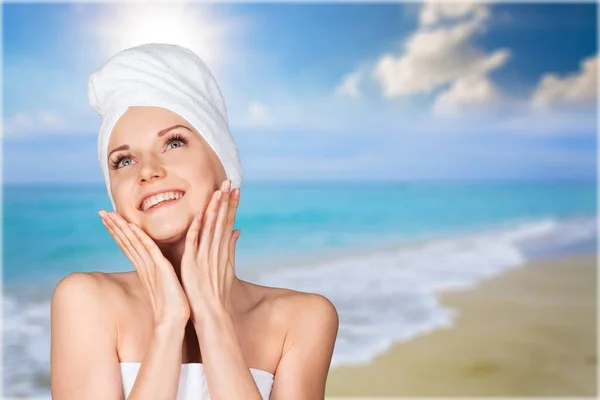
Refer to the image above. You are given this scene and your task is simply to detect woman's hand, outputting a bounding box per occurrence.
[180,179,241,324]
[99,211,191,329]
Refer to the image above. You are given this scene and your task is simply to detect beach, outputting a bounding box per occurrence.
[325,252,597,397]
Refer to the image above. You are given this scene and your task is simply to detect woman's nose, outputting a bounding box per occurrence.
[138,158,166,183]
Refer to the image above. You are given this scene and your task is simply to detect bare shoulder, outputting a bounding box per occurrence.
[280,289,338,321]
[51,271,118,344]
[54,270,133,292]
[52,271,106,304]
[247,282,339,331]
[50,271,127,398]
[52,270,141,321]
[249,284,339,397]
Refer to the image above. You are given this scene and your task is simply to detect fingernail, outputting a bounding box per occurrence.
[234,188,240,199]
[217,191,222,201]
[196,212,203,221]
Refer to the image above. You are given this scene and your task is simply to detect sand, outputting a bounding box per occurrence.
[325,252,597,398]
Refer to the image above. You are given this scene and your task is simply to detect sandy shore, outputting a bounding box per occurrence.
[325,252,597,397]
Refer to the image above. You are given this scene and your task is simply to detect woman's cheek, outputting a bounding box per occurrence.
[111,182,134,216]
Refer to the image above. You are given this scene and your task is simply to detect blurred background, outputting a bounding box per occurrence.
[3,1,597,398]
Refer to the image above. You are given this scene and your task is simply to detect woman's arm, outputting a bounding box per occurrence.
[269,293,339,400]
[50,272,186,400]
[194,308,264,400]
[194,293,339,400]
[51,272,124,399]
[126,322,185,400]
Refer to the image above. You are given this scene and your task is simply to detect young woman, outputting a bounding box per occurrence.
[50,43,339,400]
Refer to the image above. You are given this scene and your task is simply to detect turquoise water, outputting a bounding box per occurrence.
[3,181,596,285]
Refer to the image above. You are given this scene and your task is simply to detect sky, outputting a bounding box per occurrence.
[3,2,597,183]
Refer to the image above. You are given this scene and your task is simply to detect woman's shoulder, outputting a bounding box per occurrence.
[52,270,127,299]
[50,271,130,342]
[244,281,338,326]
[52,270,144,319]
[54,270,138,291]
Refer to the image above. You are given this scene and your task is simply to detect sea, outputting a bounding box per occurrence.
[2,181,597,397]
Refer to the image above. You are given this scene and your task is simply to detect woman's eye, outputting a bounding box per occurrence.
[167,139,185,150]
[118,158,135,168]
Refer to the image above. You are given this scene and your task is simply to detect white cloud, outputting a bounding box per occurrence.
[433,74,504,117]
[372,2,509,104]
[531,54,597,110]
[420,2,489,27]
[245,101,274,127]
[4,110,68,137]
[335,70,363,99]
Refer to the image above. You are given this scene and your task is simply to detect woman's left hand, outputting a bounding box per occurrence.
[180,179,241,325]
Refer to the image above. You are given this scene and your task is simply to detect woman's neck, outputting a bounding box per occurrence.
[157,238,246,315]
[159,240,185,278]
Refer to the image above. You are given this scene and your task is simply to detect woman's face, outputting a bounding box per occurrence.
[106,106,227,243]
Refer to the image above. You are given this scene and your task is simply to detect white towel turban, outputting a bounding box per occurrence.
[87,43,243,210]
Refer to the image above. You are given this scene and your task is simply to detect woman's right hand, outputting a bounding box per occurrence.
[99,210,190,329]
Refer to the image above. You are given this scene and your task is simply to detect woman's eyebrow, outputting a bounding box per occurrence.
[107,124,193,158]
[157,124,192,137]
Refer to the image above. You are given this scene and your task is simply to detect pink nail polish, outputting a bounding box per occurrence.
[217,191,222,201]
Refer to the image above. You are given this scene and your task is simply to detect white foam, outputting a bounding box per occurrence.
[3,295,52,397]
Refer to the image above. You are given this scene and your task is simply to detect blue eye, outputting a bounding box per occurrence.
[166,133,189,150]
[110,154,135,170]
[118,157,135,168]
[167,139,185,149]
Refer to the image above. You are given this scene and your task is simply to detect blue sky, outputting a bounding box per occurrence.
[3,2,597,183]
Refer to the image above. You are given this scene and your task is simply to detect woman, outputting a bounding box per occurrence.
[50,43,339,400]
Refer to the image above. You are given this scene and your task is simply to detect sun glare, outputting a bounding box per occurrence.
[92,3,231,71]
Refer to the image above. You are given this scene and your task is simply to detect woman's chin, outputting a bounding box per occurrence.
[142,218,190,243]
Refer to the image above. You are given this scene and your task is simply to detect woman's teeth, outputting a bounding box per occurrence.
[142,191,184,211]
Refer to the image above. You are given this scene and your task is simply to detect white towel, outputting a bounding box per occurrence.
[87,43,242,210]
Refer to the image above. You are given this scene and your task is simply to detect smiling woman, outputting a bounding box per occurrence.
[49,43,339,400]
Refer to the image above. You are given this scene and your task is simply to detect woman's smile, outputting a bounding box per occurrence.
[139,190,186,213]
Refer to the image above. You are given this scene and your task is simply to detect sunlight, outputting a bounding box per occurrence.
[91,3,234,71]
